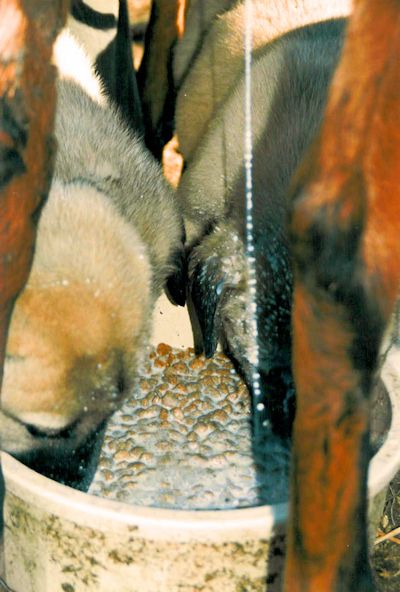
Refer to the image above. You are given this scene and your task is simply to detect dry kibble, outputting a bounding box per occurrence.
[204,386,221,399]
[189,357,206,370]
[171,361,188,374]
[193,422,214,438]
[130,447,146,459]
[202,362,219,373]
[122,481,137,490]
[219,383,230,396]
[167,429,184,443]
[141,392,161,407]
[175,383,188,394]
[224,451,237,461]
[172,407,184,421]
[156,343,172,356]
[137,407,158,419]
[155,440,171,452]
[140,452,154,464]
[196,399,214,413]
[199,444,213,457]
[140,396,150,408]
[223,402,233,415]
[120,473,135,483]
[154,357,168,368]
[217,367,234,377]
[89,345,290,510]
[209,409,229,423]
[162,391,179,407]
[98,458,111,469]
[164,370,178,385]
[227,390,241,403]
[201,376,214,389]
[142,363,152,374]
[236,383,248,396]
[130,462,146,473]
[208,454,228,468]
[159,408,169,421]
[184,401,198,415]
[164,353,175,366]
[114,450,130,462]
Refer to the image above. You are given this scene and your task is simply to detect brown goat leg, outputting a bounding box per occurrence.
[0,0,67,386]
[284,0,400,589]
[138,0,188,158]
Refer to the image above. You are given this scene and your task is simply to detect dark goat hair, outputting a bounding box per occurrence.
[179,20,346,438]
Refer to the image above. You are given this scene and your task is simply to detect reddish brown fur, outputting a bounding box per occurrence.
[0,0,67,382]
[286,286,371,590]
[285,0,400,589]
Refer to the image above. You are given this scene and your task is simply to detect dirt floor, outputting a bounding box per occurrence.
[373,471,400,590]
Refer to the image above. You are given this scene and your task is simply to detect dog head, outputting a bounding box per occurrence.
[0,181,152,485]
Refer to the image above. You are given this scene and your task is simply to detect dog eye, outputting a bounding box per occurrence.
[25,421,78,439]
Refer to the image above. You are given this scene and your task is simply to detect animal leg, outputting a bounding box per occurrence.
[138,0,188,158]
[0,0,67,384]
[284,0,400,589]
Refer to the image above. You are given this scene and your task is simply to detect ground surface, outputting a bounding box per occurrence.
[373,471,400,590]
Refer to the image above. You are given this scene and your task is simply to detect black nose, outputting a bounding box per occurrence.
[25,420,78,439]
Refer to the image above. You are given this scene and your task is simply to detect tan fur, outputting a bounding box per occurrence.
[1,32,182,458]
[178,42,284,244]
[174,0,352,163]
[172,0,236,88]
[2,183,151,454]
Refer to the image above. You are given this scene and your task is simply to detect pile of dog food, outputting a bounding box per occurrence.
[89,343,290,510]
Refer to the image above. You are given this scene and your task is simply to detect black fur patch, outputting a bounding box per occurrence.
[165,245,188,307]
[17,421,107,492]
[0,94,28,190]
[137,7,177,159]
[189,257,227,357]
[291,172,384,391]
[96,0,144,134]
[71,0,116,30]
